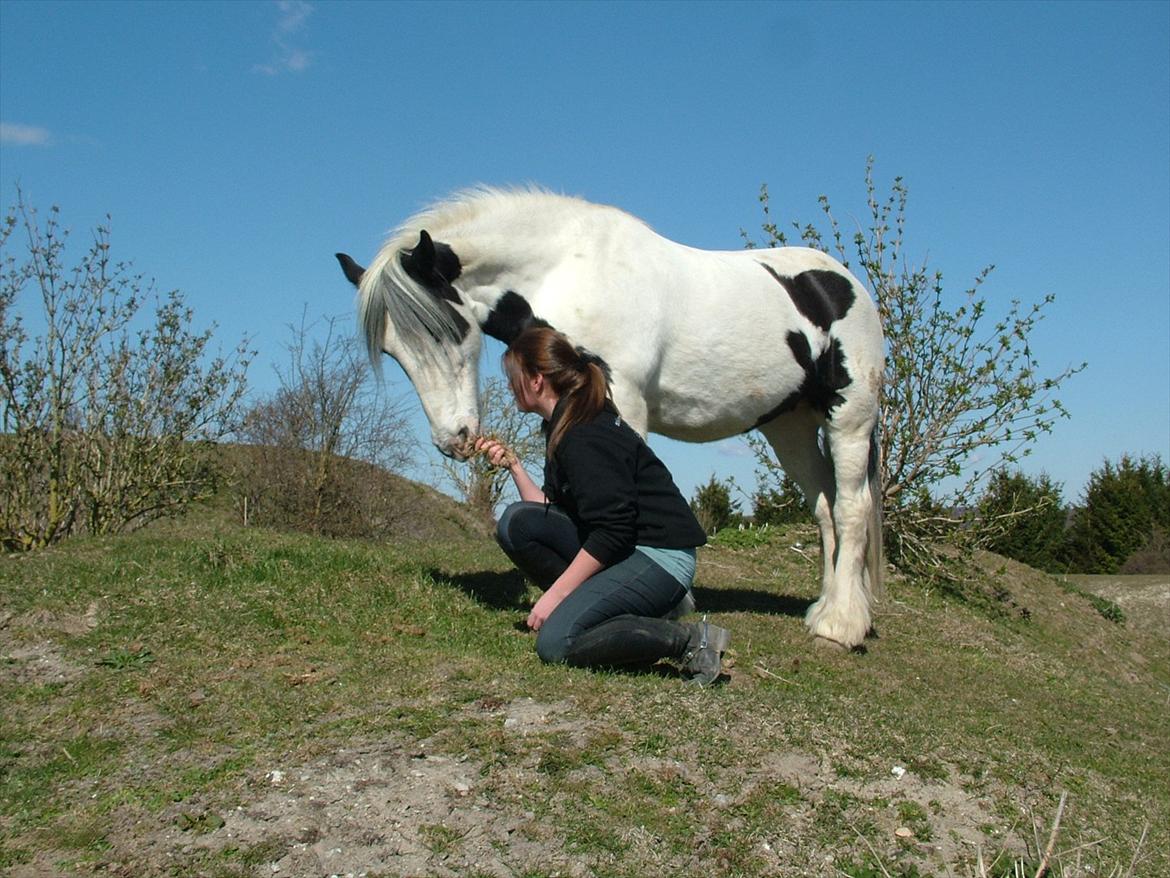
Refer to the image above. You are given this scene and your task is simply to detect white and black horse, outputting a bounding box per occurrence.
[337,188,884,648]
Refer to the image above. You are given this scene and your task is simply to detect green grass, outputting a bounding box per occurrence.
[1,509,1167,877]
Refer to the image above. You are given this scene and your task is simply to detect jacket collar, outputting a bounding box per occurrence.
[542,396,618,437]
[541,395,571,438]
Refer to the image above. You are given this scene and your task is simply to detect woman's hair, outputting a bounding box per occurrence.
[503,326,611,457]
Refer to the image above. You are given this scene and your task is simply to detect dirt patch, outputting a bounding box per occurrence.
[111,699,1024,878]
[1069,575,1170,632]
[0,605,98,687]
[138,722,584,878]
[500,697,577,736]
[0,639,86,687]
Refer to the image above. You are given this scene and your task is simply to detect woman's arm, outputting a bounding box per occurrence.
[527,547,604,630]
[509,460,547,504]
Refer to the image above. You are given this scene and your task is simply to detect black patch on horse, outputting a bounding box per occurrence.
[750,331,852,429]
[431,241,462,284]
[748,390,804,429]
[397,233,471,344]
[401,242,463,303]
[760,264,855,331]
[481,291,553,344]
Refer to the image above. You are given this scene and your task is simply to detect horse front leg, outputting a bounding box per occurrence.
[758,412,837,617]
[608,379,650,439]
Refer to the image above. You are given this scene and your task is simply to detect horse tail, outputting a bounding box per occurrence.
[866,421,885,602]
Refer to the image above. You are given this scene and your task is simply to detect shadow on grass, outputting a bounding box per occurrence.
[433,567,813,620]
[692,586,812,618]
[430,568,532,611]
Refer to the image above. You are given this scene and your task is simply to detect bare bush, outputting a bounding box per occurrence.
[234,314,416,537]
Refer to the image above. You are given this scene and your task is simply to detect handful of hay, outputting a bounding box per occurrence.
[459,434,518,468]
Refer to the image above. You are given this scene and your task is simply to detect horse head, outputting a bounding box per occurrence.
[336,230,482,459]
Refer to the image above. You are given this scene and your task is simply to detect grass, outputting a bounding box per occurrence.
[1,502,1167,877]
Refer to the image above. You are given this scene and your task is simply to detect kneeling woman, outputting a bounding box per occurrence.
[475,327,731,685]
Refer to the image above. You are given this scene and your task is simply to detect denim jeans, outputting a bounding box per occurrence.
[496,502,693,668]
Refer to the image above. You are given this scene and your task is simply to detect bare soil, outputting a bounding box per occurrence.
[1066,574,1170,632]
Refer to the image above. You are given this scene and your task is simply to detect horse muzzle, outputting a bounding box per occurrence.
[436,426,476,461]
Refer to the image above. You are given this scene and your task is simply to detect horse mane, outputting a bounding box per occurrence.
[358,239,466,368]
[358,186,638,367]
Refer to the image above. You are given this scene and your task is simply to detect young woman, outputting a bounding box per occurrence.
[474,326,731,685]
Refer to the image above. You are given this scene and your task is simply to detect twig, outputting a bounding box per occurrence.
[1054,838,1104,858]
[1032,790,1067,878]
[848,822,893,878]
[1121,822,1149,878]
[752,664,796,685]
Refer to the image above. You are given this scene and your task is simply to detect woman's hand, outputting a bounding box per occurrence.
[526,589,566,631]
[473,436,516,468]
[526,550,604,631]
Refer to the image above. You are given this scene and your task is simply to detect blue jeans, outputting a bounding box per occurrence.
[496,502,693,668]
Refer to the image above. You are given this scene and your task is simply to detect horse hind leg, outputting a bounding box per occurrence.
[809,419,880,649]
[758,411,837,610]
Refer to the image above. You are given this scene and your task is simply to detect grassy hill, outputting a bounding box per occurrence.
[1,483,1166,877]
[214,442,495,542]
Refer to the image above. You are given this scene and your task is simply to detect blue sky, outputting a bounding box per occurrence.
[2,0,1168,507]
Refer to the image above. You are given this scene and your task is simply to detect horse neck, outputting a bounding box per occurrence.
[442,197,586,307]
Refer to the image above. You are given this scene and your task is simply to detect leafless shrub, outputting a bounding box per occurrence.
[234,314,416,538]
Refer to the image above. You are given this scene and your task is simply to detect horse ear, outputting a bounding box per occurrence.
[412,230,436,277]
[335,253,365,287]
[402,230,462,304]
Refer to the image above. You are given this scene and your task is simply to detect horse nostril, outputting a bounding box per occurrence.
[456,427,470,442]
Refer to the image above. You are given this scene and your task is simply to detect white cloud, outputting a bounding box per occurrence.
[716,439,755,459]
[255,1,315,76]
[0,122,51,146]
[274,0,313,34]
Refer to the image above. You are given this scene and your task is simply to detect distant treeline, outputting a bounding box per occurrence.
[689,454,1170,576]
[979,455,1169,575]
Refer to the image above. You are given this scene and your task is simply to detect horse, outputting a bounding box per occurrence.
[336,187,884,649]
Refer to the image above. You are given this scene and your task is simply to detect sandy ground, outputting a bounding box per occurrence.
[1067,574,1170,631]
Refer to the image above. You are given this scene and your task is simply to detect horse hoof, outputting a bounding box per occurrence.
[812,635,849,653]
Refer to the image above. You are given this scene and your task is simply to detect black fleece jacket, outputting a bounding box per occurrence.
[541,401,707,566]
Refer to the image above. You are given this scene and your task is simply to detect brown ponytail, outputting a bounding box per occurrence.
[503,327,612,457]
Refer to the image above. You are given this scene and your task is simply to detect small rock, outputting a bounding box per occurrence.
[895,826,914,839]
[891,765,906,778]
